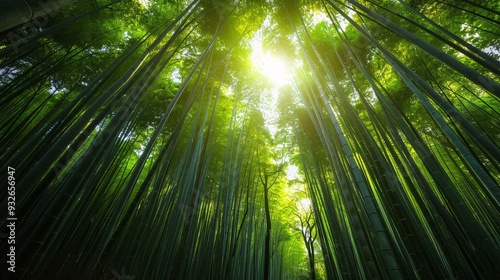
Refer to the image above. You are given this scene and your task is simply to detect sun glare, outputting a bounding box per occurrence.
[137,0,150,8]
[250,33,291,88]
[253,52,291,87]
[249,22,297,137]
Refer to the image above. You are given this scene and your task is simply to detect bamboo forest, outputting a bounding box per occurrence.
[1,0,500,279]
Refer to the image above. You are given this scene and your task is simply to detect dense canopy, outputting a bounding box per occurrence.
[1,0,500,279]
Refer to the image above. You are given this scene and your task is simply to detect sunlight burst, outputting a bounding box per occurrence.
[137,0,150,8]
[253,52,291,87]
[250,31,291,88]
[249,29,295,137]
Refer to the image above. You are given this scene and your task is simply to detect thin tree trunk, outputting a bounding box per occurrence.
[263,174,271,280]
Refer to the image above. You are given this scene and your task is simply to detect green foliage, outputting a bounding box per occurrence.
[1,0,499,279]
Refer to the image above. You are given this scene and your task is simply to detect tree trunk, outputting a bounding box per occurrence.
[308,244,316,280]
[263,174,271,280]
